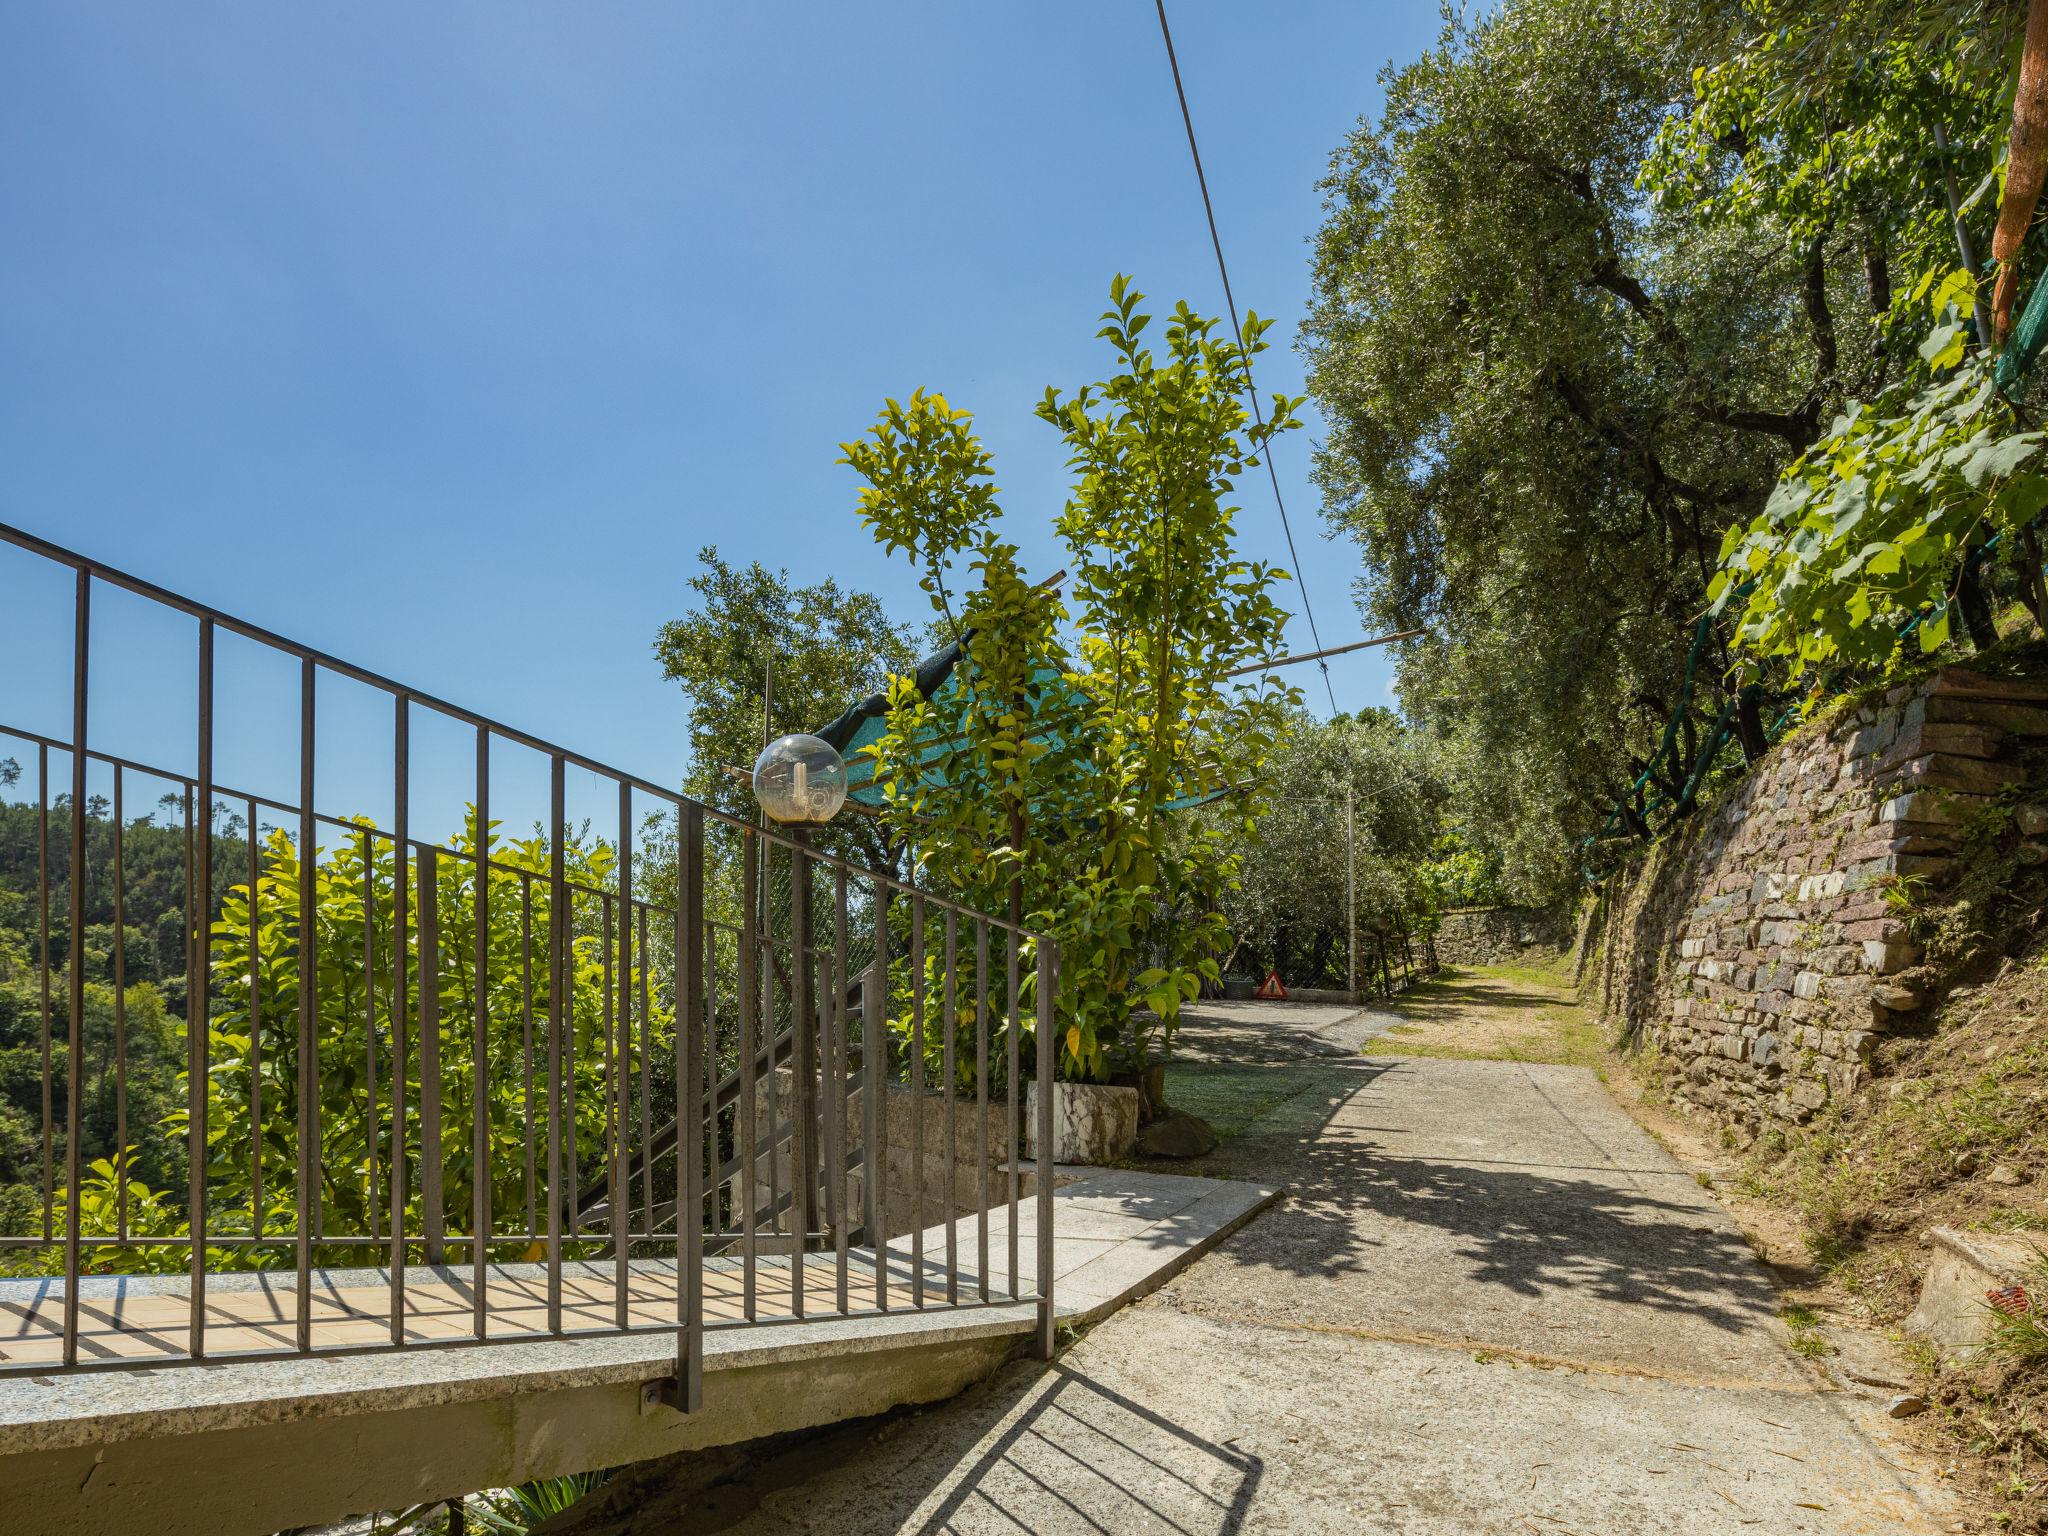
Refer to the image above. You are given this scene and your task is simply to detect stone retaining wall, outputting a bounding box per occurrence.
[1434,904,1576,965]
[1580,665,2048,1128]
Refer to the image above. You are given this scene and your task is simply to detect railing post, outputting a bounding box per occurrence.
[419,845,444,1266]
[546,755,566,1333]
[737,829,758,1320]
[472,727,492,1336]
[1034,938,1058,1361]
[788,832,813,1319]
[189,619,213,1359]
[295,657,317,1352]
[390,696,410,1343]
[669,803,705,1412]
[62,570,87,1367]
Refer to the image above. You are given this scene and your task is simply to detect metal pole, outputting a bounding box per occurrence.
[789,828,813,1319]
[189,619,213,1358]
[62,570,87,1366]
[295,658,316,1352]
[1933,122,1997,344]
[1034,940,1058,1361]
[1345,784,1357,1003]
[674,803,705,1411]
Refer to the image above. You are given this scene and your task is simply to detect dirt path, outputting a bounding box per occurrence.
[547,968,1957,1535]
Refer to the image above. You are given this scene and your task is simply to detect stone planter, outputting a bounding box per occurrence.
[1024,1080,1139,1165]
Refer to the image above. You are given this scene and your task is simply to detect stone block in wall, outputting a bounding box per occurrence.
[1883,754,2025,797]
[1793,872,1847,902]
[1925,693,2048,738]
[1884,720,2005,765]
[1926,665,2048,704]
[1877,789,1989,827]
[1862,935,1921,974]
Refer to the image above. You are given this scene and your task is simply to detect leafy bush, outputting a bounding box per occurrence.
[1712,283,2048,675]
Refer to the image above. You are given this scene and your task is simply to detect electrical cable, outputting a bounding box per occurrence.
[1154,0,1340,714]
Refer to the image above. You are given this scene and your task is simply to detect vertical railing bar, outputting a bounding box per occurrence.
[248,795,263,1233]
[546,755,566,1333]
[521,871,536,1237]
[1006,929,1020,1301]
[388,695,410,1346]
[866,883,887,1313]
[788,839,811,1321]
[1035,940,1058,1360]
[676,803,705,1411]
[943,910,958,1306]
[975,918,989,1304]
[615,783,633,1297]
[189,621,213,1358]
[607,884,626,1331]
[830,864,850,1314]
[638,905,651,1239]
[295,657,316,1352]
[37,742,51,1248]
[363,826,380,1246]
[472,726,490,1338]
[61,569,88,1366]
[113,766,128,1243]
[703,919,719,1240]
[418,845,443,1267]
[737,830,758,1322]
[910,894,925,1310]
[761,844,779,1242]
[564,887,579,1227]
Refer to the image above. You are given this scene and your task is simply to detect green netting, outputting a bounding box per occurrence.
[1995,272,2048,391]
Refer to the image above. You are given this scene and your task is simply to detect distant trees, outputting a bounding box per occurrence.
[1216,708,1521,984]
[651,548,914,878]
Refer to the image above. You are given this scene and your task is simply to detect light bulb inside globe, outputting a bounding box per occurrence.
[751,734,848,825]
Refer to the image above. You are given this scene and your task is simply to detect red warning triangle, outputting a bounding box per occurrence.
[1255,969,1288,1001]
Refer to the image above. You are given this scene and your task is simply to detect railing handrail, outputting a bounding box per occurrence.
[0,519,1043,940]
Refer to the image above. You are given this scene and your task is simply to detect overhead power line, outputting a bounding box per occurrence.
[1153,0,1340,714]
[1223,627,1426,680]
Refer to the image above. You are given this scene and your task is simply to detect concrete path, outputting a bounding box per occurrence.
[556,997,1954,1535]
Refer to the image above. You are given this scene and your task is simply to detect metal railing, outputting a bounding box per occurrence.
[0,521,1061,1392]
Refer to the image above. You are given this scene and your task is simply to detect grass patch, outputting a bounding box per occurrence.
[1780,1303,1833,1359]
[1159,1060,1334,1143]
[1372,964,1613,1071]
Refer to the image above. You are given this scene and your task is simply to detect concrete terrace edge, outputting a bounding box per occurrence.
[0,1171,1278,1459]
[1063,1180,1283,1326]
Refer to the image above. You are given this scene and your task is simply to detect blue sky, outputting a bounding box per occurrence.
[1,2,1445,838]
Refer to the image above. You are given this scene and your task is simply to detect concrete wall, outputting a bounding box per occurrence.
[1580,665,2048,1128]
[751,1070,1019,1237]
[1434,905,1575,966]
[2,1325,1024,1536]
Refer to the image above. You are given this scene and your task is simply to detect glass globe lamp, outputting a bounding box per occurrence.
[751,734,848,825]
